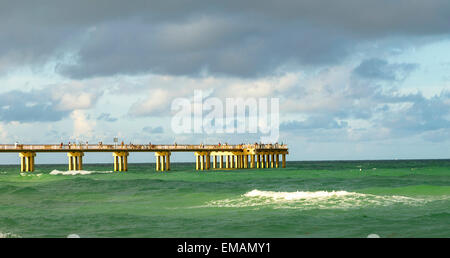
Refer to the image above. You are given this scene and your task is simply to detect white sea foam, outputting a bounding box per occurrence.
[20,173,43,177]
[0,232,21,238]
[204,189,425,210]
[244,189,354,200]
[49,170,114,176]
[67,234,81,238]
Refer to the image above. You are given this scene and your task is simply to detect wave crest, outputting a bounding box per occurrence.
[0,232,21,238]
[49,170,113,176]
[244,189,354,200]
[205,189,425,209]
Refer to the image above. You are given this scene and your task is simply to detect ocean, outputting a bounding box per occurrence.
[0,160,449,238]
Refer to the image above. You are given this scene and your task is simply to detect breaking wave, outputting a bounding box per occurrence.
[204,189,426,210]
[244,189,354,200]
[49,170,114,176]
[0,232,21,238]
[20,173,43,177]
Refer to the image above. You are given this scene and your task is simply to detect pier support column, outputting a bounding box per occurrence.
[20,156,25,172]
[19,152,36,172]
[206,154,210,170]
[271,153,275,168]
[213,155,217,169]
[155,152,171,171]
[161,155,166,171]
[79,155,83,170]
[220,156,224,168]
[194,152,209,171]
[30,155,35,171]
[166,154,170,171]
[256,155,260,168]
[244,155,248,168]
[275,154,279,168]
[282,154,286,168]
[114,156,118,171]
[113,151,129,172]
[250,155,255,168]
[156,156,161,171]
[67,152,84,171]
[261,154,266,168]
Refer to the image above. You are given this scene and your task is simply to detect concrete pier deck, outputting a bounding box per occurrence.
[0,143,288,172]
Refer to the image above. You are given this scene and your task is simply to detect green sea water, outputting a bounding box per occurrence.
[0,160,449,238]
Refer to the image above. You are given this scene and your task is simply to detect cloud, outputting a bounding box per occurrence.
[128,89,172,117]
[2,1,450,78]
[378,91,450,134]
[142,126,164,134]
[97,113,117,122]
[70,110,95,139]
[421,128,450,142]
[119,65,449,145]
[0,83,102,123]
[281,116,348,130]
[273,66,450,143]
[0,89,69,122]
[0,123,8,142]
[353,58,418,81]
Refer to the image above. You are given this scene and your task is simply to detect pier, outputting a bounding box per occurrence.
[0,144,288,172]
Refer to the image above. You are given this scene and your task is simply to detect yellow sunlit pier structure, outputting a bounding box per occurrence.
[0,143,288,172]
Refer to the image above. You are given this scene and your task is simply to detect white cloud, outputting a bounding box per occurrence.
[0,123,8,142]
[51,81,102,111]
[70,110,95,140]
[128,89,171,116]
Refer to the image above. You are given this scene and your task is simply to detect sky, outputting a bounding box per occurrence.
[0,0,449,163]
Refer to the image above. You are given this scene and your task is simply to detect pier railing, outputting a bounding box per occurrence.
[0,143,288,151]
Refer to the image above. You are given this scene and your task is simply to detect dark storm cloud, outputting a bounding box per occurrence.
[0,90,69,122]
[1,0,450,77]
[56,19,353,78]
[353,58,419,81]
